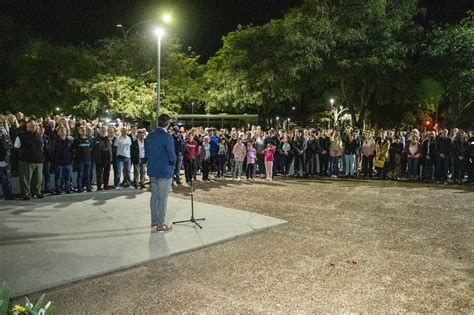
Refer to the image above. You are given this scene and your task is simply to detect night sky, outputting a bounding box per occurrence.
[1,0,473,61]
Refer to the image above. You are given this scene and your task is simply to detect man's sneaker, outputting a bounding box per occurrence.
[156,224,173,232]
[114,186,121,190]
[35,194,44,199]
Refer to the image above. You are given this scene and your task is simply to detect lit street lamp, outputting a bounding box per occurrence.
[330,98,335,106]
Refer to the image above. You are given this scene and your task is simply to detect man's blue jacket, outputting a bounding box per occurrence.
[145,128,177,179]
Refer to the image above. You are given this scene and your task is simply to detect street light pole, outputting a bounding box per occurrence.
[191,101,195,127]
[155,28,164,127]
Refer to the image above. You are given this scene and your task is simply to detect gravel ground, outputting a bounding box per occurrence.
[14,177,474,313]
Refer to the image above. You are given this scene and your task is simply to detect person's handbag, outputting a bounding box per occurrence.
[374,157,385,168]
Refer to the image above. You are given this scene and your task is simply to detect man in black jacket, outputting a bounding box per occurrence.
[292,129,305,177]
[51,126,74,194]
[14,119,44,200]
[452,131,469,184]
[171,126,185,185]
[435,129,452,184]
[73,125,93,192]
[38,125,53,193]
[343,133,359,177]
[93,126,113,191]
[468,131,474,184]
[422,132,438,181]
[319,131,331,176]
[131,129,147,188]
[0,120,14,200]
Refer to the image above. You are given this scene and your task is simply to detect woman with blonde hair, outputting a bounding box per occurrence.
[375,131,390,179]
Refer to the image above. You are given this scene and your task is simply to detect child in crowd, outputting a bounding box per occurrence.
[246,142,257,180]
[263,143,276,181]
[232,137,247,180]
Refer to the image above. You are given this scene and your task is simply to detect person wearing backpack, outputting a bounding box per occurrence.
[0,119,14,200]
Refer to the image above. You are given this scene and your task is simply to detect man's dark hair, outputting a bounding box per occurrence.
[158,114,172,128]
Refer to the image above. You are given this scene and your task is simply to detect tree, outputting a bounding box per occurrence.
[315,0,421,127]
[426,11,474,128]
[205,21,301,126]
[6,39,99,116]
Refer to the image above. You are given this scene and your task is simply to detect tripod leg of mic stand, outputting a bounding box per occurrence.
[172,160,205,228]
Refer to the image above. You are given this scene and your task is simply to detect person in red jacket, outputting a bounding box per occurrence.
[183,132,199,183]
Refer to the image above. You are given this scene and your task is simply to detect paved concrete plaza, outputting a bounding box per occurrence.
[4,178,474,313]
[0,189,286,297]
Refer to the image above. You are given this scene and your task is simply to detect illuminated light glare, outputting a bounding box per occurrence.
[154,27,165,39]
[116,24,123,28]
[162,14,172,24]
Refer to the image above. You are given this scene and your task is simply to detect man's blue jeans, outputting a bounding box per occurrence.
[407,157,420,178]
[173,154,183,183]
[330,156,340,176]
[77,160,91,190]
[114,155,131,187]
[217,154,226,177]
[436,157,449,181]
[55,164,72,192]
[150,177,173,225]
[0,166,13,199]
[344,154,355,176]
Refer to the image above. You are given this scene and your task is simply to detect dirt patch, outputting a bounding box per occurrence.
[15,178,474,313]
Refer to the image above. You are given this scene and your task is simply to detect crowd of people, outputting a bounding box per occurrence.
[1,111,473,201]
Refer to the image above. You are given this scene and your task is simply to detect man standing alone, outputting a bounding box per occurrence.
[14,119,44,200]
[145,114,176,232]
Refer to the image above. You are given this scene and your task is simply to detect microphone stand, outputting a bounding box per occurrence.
[173,140,205,229]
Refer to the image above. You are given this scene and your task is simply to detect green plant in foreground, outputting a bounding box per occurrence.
[0,282,56,315]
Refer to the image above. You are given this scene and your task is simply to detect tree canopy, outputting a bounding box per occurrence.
[1,2,472,128]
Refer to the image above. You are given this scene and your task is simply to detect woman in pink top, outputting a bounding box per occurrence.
[262,143,276,181]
